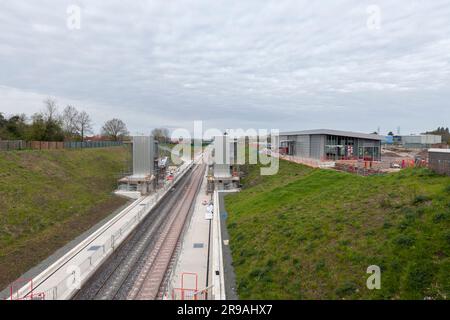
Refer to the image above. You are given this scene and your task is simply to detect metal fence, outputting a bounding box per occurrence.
[429,159,450,176]
[63,141,123,149]
[0,140,123,151]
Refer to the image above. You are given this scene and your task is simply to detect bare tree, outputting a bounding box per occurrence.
[101,118,128,141]
[43,98,59,122]
[151,127,170,143]
[32,98,64,141]
[62,105,79,139]
[76,111,93,142]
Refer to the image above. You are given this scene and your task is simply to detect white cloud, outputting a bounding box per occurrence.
[0,0,449,135]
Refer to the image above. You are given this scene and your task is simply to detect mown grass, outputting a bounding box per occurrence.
[225,160,450,299]
[0,147,128,288]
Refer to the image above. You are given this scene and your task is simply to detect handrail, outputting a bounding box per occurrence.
[211,191,226,300]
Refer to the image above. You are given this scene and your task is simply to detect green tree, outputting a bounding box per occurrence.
[424,127,450,145]
[27,99,65,141]
[0,114,28,140]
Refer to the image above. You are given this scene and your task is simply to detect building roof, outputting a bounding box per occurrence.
[280,129,383,141]
[428,148,450,153]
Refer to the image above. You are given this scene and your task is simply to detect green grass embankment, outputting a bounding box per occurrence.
[0,147,128,288]
[225,160,450,299]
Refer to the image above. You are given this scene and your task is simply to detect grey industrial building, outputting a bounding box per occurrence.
[279,129,383,161]
[393,134,442,148]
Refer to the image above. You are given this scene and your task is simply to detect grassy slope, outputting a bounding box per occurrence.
[0,147,128,288]
[225,160,450,299]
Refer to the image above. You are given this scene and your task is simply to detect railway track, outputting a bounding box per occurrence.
[73,163,205,300]
[129,164,205,300]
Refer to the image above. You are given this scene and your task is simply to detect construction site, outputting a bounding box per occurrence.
[276,129,449,176]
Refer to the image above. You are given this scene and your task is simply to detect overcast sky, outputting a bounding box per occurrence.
[0,0,449,137]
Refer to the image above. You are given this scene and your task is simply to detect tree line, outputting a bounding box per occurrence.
[425,127,450,145]
[0,98,129,142]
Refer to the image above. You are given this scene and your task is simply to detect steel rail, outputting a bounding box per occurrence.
[72,165,198,299]
[128,164,205,300]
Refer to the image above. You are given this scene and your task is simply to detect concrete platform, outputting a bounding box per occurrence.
[165,165,213,300]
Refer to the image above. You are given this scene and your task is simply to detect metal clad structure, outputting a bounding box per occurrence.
[213,136,232,178]
[214,135,235,165]
[279,129,383,161]
[428,148,450,175]
[400,135,442,148]
[310,134,325,159]
[132,136,155,178]
[296,134,311,158]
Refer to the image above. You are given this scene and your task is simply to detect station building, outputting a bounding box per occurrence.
[279,129,383,161]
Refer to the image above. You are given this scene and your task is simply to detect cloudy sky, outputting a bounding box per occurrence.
[1,0,449,137]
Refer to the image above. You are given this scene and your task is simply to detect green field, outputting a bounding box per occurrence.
[225,160,450,299]
[0,147,128,289]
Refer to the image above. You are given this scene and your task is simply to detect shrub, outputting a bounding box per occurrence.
[228,222,237,229]
[234,233,245,241]
[444,231,450,245]
[249,268,262,278]
[417,169,437,177]
[413,194,431,205]
[266,259,275,268]
[383,221,392,229]
[292,258,301,269]
[404,208,418,219]
[444,184,450,193]
[394,234,416,248]
[249,265,274,284]
[239,249,254,258]
[402,210,418,225]
[433,212,449,223]
[335,281,358,298]
[435,260,450,298]
[412,195,431,205]
[380,198,392,209]
[398,221,409,230]
[403,261,435,296]
[238,278,249,291]
[315,260,326,271]
[281,254,290,261]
